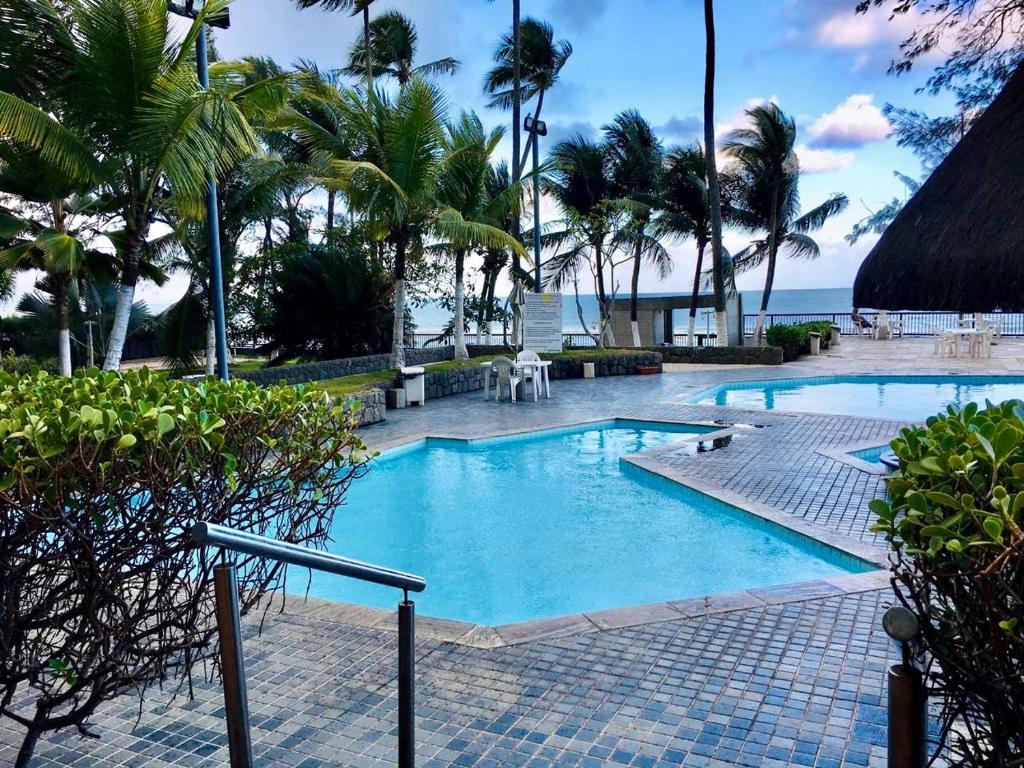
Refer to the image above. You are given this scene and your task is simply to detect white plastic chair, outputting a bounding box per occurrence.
[873,310,891,340]
[491,357,522,402]
[516,350,542,401]
[932,326,957,357]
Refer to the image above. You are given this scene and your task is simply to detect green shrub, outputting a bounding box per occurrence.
[0,349,58,376]
[797,321,835,351]
[764,323,809,361]
[0,369,368,756]
[871,400,1024,766]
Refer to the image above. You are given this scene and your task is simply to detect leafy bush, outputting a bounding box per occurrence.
[765,323,809,361]
[0,369,367,762]
[797,321,834,351]
[269,238,393,360]
[0,350,57,376]
[871,400,1024,766]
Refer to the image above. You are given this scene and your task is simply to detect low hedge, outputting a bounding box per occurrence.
[765,321,835,361]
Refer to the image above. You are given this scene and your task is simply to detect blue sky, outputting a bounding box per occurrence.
[144,0,955,307]
[201,0,949,299]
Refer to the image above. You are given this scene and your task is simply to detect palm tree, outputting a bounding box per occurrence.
[475,160,518,342]
[484,17,572,176]
[703,0,729,345]
[603,110,671,346]
[325,79,525,367]
[0,0,290,370]
[654,145,719,346]
[724,103,849,341]
[293,0,376,94]
[345,11,459,86]
[542,135,626,347]
[435,113,508,359]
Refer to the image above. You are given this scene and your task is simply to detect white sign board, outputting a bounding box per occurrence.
[522,292,563,352]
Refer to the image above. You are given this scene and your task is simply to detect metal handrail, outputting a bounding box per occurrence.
[190,522,425,768]
[192,522,425,592]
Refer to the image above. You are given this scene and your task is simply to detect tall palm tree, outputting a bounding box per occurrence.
[703,0,728,345]
[604,110,671,346]
[345,11,459,86]
[293,0,376,94]
[436,112,507,360]
[475,160,518,342]
[542,135,625,347]
[325,79,525,367]
[725,103,849,341]
[484,17,572,176]
[0,0,290,370]
[654,145,719,346]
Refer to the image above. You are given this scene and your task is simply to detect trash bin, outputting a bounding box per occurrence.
[830,324,841,347]
[808,331,821,356]
[400,366,425,406]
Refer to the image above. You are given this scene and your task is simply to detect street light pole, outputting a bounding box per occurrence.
[169,1,231,381]
[524,115,546,294]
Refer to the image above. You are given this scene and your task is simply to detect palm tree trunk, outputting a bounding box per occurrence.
[103,233,143,371]
[454,248,468,360]
[594,238,611,348]
[363,5,372,97]
[703,0,728,347]
[392,238,407,368]
[325,189,335,234]
[54,275,72,376]
[510,0,522,279]
[629,224,642,347]
[687,240,706,347]
[753,187,781,344]
[205,310,216,376]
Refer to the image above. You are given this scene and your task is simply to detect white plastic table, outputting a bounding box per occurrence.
[481,360,552,401]
[944,327,988,357]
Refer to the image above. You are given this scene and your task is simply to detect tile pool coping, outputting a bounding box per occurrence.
[300,416,891,648]
[816,438,895,476]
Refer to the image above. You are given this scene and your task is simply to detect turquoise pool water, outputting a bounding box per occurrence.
[298,420,868,625]
[850,445,888,463]
[694,375,1024,422]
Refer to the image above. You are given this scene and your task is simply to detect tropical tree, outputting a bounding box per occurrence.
[542,135,626,347]
[485,17,573,176]
[293,0,376,94]
[703,0,729,344]
[654,145,725,346]
[324,78,525,367]
[603,110,671,346]
[0,0,289,370]
[435,112,508,359]
[345,11,459,86]
[475,160,518,342]
[724,104,849,341]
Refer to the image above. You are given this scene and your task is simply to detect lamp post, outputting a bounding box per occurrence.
[168,0,231,382]
[524,115,546,293]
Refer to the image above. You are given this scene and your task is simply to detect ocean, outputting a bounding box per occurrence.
[410,287,855,334]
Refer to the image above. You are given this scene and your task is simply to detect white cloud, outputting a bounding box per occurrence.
[814,10,916,49]
[795,145,856,174]
[808,93,891,148]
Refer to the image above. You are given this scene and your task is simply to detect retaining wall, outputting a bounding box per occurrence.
[651,346,783,366]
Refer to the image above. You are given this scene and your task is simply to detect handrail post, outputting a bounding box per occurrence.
[213,563,254,768]
[398,598,416,768]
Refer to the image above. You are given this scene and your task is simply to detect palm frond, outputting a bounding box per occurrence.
[791,193,849,233]
[0,92,99,183]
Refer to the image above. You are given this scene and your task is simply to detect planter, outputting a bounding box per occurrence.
[808,331,821,356]
[385,388,406,409]
[830,324,841,347]
[636,365,659,375]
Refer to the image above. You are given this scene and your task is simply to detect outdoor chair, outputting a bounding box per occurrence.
[932,326,957,357]
[491,357,522,403]
[516,350,542,401]
[873,310,891,340]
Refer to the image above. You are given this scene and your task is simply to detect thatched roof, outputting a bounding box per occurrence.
[853,65,1024,311]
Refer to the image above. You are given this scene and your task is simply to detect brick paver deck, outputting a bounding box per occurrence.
[8,338,1021,767]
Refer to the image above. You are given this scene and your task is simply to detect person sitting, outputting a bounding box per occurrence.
[851,308,873,332]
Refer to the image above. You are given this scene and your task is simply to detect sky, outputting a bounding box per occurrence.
[9,0,958,311]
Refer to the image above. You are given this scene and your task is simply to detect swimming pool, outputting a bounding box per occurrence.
[693,375,1024,422]
[298,420,868,625]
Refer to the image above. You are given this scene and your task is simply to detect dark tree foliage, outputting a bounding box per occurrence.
[872,400,1024,766]
[857,0,1024,93]
[0,369,367,766]
[269,235,393,360]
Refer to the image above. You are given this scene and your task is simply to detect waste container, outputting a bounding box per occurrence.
[400,366,425,406]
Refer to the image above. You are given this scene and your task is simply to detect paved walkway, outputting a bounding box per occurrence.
[6,339,1023,767]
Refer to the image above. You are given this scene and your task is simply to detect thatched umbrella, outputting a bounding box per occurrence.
[853,65,1024,311]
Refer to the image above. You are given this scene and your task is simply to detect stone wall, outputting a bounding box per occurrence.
[547,352,663,379]
[652,346,783,366]
[236,353,393,387]
[338,388,386,426]
[424,367,485,399]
